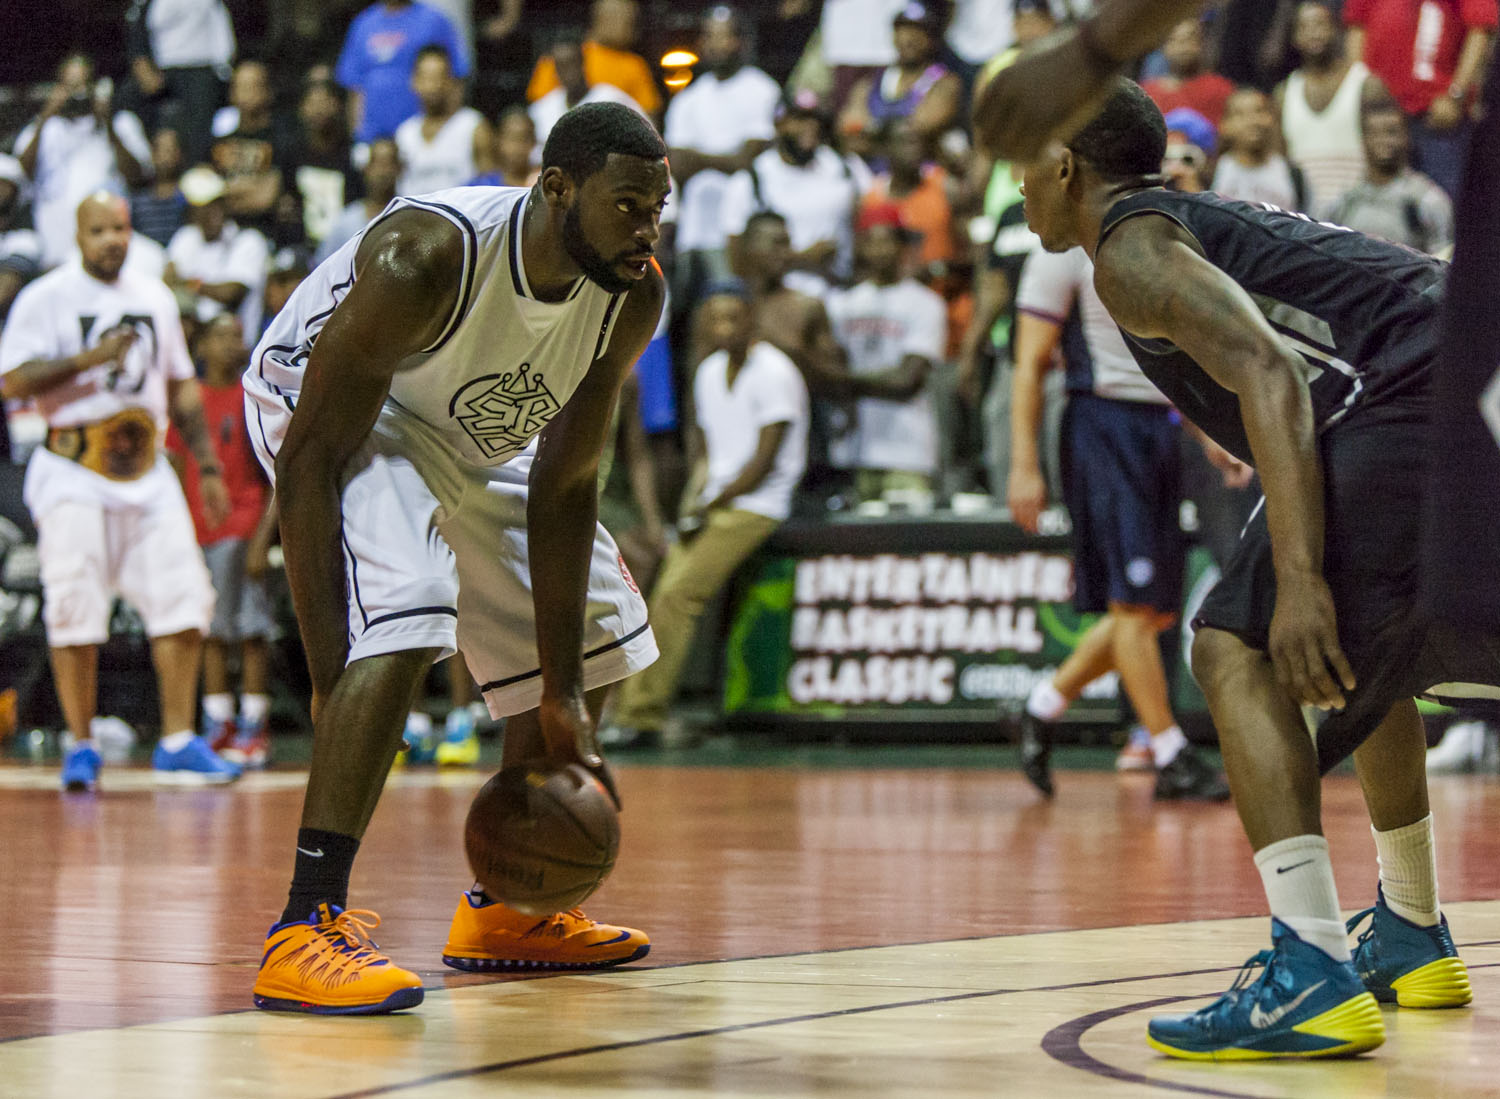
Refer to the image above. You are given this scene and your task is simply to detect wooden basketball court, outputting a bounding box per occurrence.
[3,756,1498,1096]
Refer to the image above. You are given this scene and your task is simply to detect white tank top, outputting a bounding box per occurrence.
[248,186,628,470]
[1282,62,1370,209]
[395,106,484,195]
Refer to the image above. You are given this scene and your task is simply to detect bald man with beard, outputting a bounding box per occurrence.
[0,193,237,791]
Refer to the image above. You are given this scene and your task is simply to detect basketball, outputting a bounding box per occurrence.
[463,763,620,916]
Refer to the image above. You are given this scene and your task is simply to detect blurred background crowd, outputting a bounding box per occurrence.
[0,0,1493,773]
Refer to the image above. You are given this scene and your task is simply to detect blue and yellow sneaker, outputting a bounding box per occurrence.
[253,904,424,1014]
[1148,919,1384,1061]
[1347,888,1471,1008]
[434,705,480,767]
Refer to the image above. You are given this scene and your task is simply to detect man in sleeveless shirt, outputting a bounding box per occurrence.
[242,103,669,1015]
[1276,1,1390,208]
[1022,78,1498,1061]
[394,45,493,197]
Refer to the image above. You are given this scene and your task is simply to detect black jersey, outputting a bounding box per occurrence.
[1097,189,1446,464]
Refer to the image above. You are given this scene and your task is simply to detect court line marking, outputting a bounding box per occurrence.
[325,949,1500,1098]
[1042,960,1500,1099]
[319,964,1272,1098]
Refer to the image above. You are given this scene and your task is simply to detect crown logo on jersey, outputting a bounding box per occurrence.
[450,364,562,460]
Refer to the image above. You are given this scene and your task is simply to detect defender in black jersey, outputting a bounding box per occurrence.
[1020,80,1492,1062]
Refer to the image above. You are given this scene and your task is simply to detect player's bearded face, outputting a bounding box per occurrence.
[562,199,636,294]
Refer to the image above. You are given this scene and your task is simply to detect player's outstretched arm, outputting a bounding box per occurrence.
[973,0,1207,162]
[275,209,464,715]
[1093,215,1355,710]
[528,262,665,787]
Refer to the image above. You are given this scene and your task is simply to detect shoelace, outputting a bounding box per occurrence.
[524,909,591,939]
[317,909,387,960]
[1345,906,1377,950]
[1195,949,1275,1019]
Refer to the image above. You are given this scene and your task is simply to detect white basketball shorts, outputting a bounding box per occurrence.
[246,389,657,718]
[24,449,215,647]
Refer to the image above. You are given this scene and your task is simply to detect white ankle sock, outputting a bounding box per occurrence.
[159,729,195,752]
[1026,679,1067,722]
[1373,814,1439,926]
[1149,725,1188,767]
[239,693,271,724]
[202,692,235,723]
[1254,835,1350,961]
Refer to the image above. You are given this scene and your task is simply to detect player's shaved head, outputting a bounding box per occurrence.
[76,192,131,282]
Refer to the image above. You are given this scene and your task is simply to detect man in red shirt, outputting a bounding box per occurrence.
[1141,17,1237,126]
[1345,0,1496,197]
[168,313,278,767]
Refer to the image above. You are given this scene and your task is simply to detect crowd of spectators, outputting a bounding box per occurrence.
[0,0,1493,757]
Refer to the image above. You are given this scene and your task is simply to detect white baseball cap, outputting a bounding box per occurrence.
[180,165,227,206]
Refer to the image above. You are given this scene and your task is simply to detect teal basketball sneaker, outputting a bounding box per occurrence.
[1347,888,1471,1008]
[1147,919,1384,1061]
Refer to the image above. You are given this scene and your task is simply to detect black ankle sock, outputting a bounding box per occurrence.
[281,828,360,924]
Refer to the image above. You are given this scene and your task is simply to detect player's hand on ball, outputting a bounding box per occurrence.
[1268,571,1356,710]
[538,694,621,810]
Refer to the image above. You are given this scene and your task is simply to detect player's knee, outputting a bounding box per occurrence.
[1190,627,1250,697]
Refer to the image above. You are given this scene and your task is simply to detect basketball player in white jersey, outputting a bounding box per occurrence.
[394,45,493,196]
[245,102,668,1015]
[0,194,235,791]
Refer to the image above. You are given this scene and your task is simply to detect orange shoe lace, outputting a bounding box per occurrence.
[278,909,392,988]
[524,909,593,939]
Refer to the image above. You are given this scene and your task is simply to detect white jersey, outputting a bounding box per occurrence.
[395,106,485,196]
[248,186,629,470]
[0,259,193,431]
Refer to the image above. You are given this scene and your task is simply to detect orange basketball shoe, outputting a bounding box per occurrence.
[441,891,650,971]
[253,904,424,1014]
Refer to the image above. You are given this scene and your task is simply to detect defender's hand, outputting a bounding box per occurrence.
[1268,570,1356,710]
[974,29,1120,163]
[538,694,621,809]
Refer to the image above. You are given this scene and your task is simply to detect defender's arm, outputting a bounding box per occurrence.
[1094,214,1355,709]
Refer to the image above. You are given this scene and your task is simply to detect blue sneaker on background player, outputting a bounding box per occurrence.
[152,734,242,784]
[61,741,102,792]
[1147,919,1384,1061]
[1347,888,1471,1008]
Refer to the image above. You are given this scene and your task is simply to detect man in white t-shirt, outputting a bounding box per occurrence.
[0,193,237,791]
[15,54,151,269]
[165,166,272,337]
[663,7,781,304]
[605,282,807,747]
[394,45,493,196]
[529,33,645,150]
[721,91,873,293]
[824,207,945,499]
